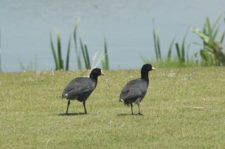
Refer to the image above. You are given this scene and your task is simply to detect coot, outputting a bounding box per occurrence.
[119,64,155,115]
[62,68,103,114]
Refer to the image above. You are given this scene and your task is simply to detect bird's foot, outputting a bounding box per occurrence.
[137,113,143,116]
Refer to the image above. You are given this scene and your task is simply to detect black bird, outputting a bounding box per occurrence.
[62,68,103,114]
[119,64,155,115]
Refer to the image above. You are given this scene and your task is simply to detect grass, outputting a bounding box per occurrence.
[1,68,225,148]
[150,59,198,68]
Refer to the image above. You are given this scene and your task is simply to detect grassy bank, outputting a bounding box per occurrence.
[0,67,225,148]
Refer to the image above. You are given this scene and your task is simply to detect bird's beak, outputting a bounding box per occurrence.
[152,67,156,70]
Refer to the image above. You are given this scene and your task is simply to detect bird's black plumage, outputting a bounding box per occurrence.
[62,68,103,114]
[119,64,154,115]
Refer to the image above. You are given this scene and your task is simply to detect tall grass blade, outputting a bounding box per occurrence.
[105,40,109,69]
[73,23,82,69]
[175,43,181,61]
[220,31,225,43]
[57,33,63,70]
[153,28,161,61]
[50,34,59,70]
[102,40,109,70]
[80,39,91,69]
[65,36,71,71]
[84,44,91,69]
[153,29,158,59]
[205,18,213,38]
[213,26,220,40]
[156,31,161,60]
[212,15,222,39]
[167,38,175,60]
[181,33,188,62]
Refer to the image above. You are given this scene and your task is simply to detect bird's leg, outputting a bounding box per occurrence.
[131,103,134,115]
[83,101,87,114]
[66,100,70,114]
[137,102,143,115]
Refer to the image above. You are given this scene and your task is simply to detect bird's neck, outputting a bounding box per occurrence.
[141,71,149,83]
[90,74,98,83]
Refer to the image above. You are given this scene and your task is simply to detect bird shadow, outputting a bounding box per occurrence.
[117,113,144,116]
[58,112,87,116]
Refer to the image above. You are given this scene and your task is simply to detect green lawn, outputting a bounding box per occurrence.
[1,67,225,149]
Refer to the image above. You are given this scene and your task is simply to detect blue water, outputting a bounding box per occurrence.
[0,0,224,72]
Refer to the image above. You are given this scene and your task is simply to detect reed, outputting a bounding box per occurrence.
[150,17,225,67]
[167,38,175,60]
[50,33,71,70]
[73,23,93,70]
[101,40,110,70]
[192,17,225,66]
[79,39,91,69]
[65,36,71,70]
[73,22,110,70]
[147,27,190,66]
[174,33,189,63]
[73,22,83,69]
[153,27,161,61]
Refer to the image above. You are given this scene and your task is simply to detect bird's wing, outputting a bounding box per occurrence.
[120,79,147,100]
[62,77,96,97]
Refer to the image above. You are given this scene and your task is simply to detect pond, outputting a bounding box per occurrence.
[0,0,224,72]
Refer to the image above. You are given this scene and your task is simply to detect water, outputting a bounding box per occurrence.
[0,0,224,72]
